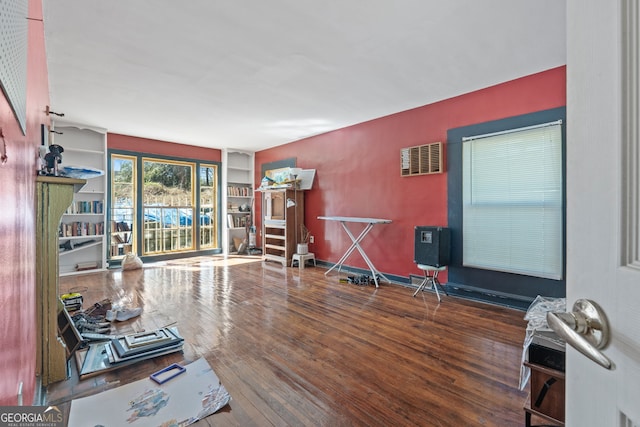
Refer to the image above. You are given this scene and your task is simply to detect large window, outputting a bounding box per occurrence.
[108,152,220,261]
[142,159,194,254]
[199,165,217,249]
[110,155,136,258]
[462,121,563,280]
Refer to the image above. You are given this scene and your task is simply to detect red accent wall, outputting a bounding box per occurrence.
[0,0,50,405]
[108,133,221,162]
[255,66,566,283]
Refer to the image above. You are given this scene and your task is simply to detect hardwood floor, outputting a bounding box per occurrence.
[49,256,533,426]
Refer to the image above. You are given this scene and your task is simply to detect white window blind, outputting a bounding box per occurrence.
[462,121,563,280]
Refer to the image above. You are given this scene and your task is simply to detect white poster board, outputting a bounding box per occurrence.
[298,169,316,190]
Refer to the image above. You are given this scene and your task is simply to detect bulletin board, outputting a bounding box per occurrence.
[260,158,296,179]
[0,0,28,134]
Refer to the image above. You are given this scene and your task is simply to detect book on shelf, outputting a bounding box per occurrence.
[227,214,251,228]
[227,186,252,197]
[59,221,105,237]
[65,200,104,214]
[111,220,132,232]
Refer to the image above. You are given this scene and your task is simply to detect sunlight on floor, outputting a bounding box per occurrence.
[153,255,263,270]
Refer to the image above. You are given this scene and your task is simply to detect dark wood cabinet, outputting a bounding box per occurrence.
[523,361,565,426]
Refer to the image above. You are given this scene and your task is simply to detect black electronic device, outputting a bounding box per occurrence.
[529,342,565,372]
[414,226,451,267]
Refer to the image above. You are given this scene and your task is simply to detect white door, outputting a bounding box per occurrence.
[565,1,640,425]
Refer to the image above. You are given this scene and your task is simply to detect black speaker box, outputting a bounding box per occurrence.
[414,226,451,267]
[528,343,565,372]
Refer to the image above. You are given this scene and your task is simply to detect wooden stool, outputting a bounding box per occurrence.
[291,253,316,269]
[413,264,447,302]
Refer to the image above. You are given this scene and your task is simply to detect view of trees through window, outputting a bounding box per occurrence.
[143,159,194,254]
[109,154,220,260]
[199,165,217,249]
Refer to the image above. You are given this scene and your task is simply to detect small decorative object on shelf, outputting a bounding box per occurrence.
[76,261,99,272]
[60,165,104,180]
[42,144,64,176]
[297,224,310,254]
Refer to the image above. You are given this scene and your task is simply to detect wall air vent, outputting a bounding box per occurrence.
[400,142,443,176]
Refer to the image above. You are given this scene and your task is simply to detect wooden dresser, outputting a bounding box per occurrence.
[523,334,566,426]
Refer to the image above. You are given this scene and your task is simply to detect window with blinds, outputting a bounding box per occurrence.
[462,121,563,280]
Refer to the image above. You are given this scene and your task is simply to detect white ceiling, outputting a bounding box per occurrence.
[42,1,566,152]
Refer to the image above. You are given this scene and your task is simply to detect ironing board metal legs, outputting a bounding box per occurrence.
[318,216,392,287]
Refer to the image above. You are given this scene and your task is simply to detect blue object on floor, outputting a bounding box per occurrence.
[150,363,186,384]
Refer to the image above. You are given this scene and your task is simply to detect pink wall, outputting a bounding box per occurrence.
[255,66,566,283]
[108,133,222,162]
[0,0,50,405]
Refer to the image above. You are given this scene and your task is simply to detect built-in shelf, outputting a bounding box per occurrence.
[60,268,102,277]
[54,123,107,276]
[223,150,255,254]
[59,240,102,256]
[59,235,104,240]
[64,147,104,155]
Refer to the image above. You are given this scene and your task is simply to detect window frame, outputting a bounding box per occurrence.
[109,154,137,259]
[462,121,563,280]
[107,149,222,264]
[141,157,196,255]
[446,108,566,309]
[199,163,218,250]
